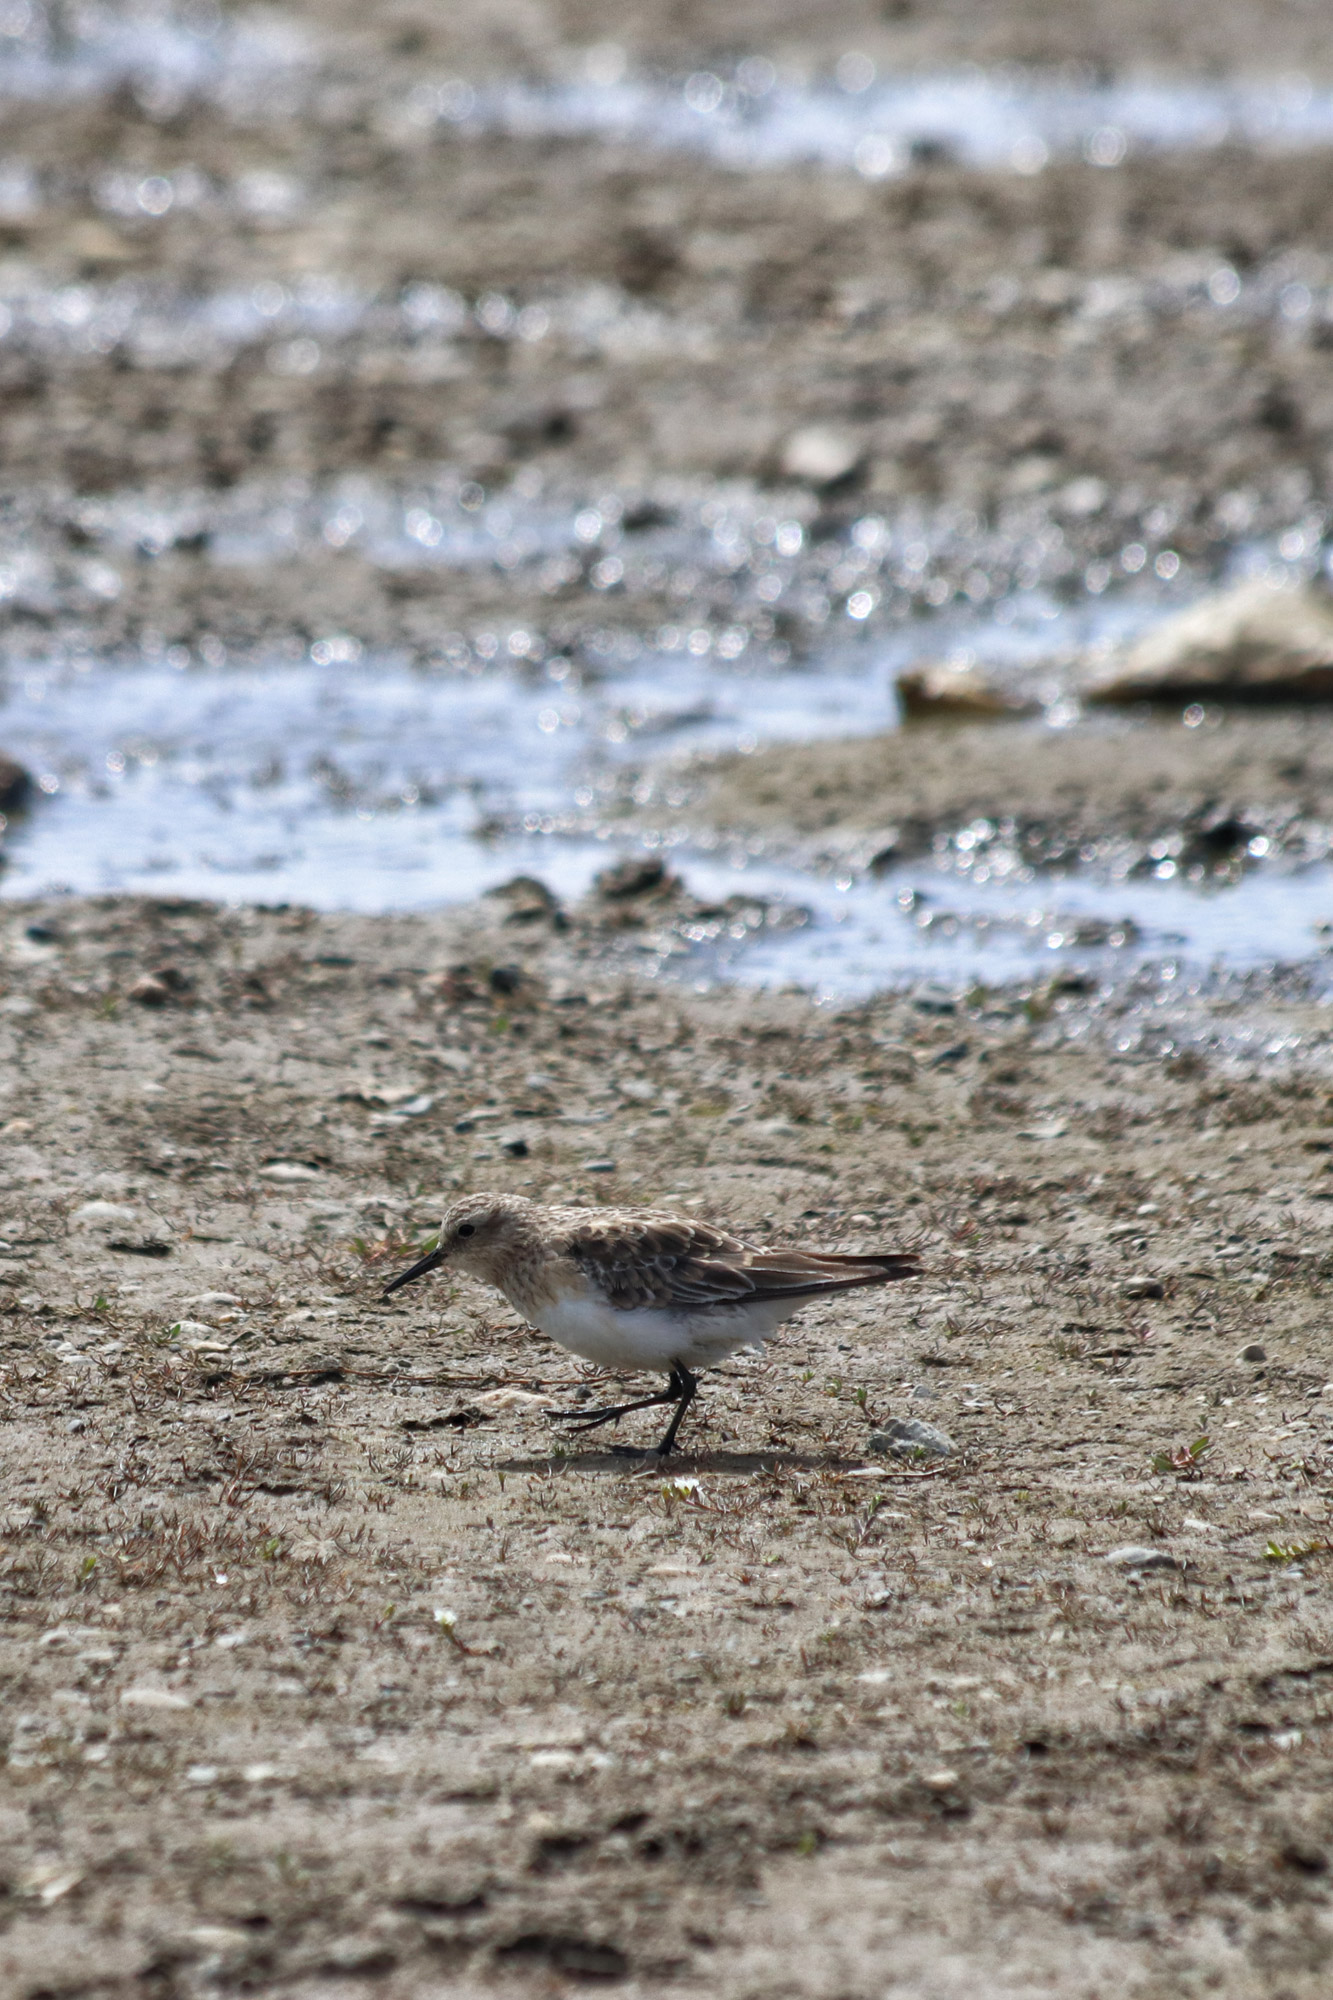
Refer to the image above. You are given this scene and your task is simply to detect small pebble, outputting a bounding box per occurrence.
[0,751,33,811]
[73,1201,142,1229]
[922,1768,961,1792]
[1122,1276,1165,1300]
[1238,1343,1267,1365]
[500,1133,530,1158]
[258,1162,321,1183]
[120,1687,192,1710]
[582,1160,617,1174]
[1104,1545,1180,1570]
[868,1417,955,1460]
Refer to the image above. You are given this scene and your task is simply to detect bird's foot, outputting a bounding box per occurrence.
[547,1394,673,1435]
[546,1403,621,1429]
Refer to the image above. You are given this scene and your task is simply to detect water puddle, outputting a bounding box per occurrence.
[0,650,897,910]
[0,0,308,114]
[418,63,1333,176]
[7,5,1333,183]
[0,272,693,367]
[694,859,1333,1002]
[3,639,1333,998]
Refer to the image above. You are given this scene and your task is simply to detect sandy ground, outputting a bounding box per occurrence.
[0,892,1331,1998]
[643,708,1333,877]
[4,3,1333,1995]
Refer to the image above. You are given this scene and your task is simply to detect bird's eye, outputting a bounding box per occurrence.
[457,1223,475,1238]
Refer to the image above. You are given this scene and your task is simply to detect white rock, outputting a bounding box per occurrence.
[869,1418,955,1459]
[474,1388,553,1411]
[780,424,863,486]
[1088,578,1333,704]
[1104,1544,1180,1570]
[120,1686,192,1710]
[73,1201,141,1229]
[258,1161,321,1183]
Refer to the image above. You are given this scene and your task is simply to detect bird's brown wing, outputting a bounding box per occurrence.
[562,1214,919,1312]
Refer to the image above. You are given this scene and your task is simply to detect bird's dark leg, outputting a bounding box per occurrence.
[650,1366,699,1457]
[548,1370,684,1435]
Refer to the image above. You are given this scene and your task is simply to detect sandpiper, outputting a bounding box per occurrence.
[383,1192,920,1456]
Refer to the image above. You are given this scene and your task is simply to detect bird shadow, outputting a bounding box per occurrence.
[496,1448,877,1477]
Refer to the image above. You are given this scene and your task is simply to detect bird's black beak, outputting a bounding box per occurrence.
[382,1241,445,1298]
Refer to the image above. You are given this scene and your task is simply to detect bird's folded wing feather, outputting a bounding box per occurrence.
[563,1216,919,1312]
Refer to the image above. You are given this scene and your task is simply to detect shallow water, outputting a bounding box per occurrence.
[4,623,1333,998]
[4,8,1333,998]
[8,4,1333,180]
[0,1,308,112]
[451,67,1333,177]
[702,860,1333,1002]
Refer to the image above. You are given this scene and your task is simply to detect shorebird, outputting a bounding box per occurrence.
[383,1192,920,1456]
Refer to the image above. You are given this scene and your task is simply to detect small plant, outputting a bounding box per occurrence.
[1265,1538,1330,1564]
[350,1229,436,1269]
[1152,1437,1211,1478]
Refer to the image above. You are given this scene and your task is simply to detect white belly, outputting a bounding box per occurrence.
[514,1286,803,1372]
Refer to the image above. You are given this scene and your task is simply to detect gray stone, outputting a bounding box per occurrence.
[897,662,1038,720]
[869,1418,955,1460]
[0,752,32,812]
[1239,1342,1268,1364]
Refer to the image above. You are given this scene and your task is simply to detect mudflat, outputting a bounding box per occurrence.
[2,0,1333,662]
[0,893,1331,1996]
[4,0,1333,1993]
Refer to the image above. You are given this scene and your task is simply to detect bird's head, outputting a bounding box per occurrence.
[381,1191,535,1297]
